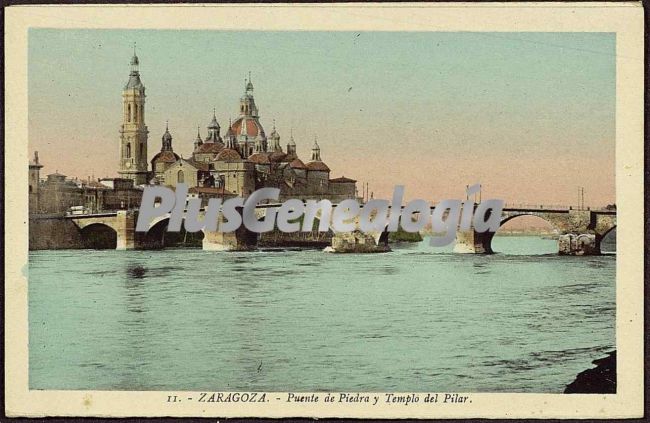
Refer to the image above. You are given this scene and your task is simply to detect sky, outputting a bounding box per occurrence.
[28,29,616,207]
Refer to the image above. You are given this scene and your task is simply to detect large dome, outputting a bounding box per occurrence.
[231,117,264,138]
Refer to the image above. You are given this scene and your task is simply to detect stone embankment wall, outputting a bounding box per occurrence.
[29,216,84,250]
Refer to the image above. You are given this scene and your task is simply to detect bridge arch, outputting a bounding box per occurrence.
[142,216,205,249]
[486,213,560,255]
[597,225,616,253]
[144,211,260,251]
[79,223,117,249]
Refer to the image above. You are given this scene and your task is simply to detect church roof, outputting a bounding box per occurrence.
[165,158,199,172]
[289,158,307,169]
[151,150,180,164]
[248,152,271,164]
[306,161,330,172]
[215,148,242,162]
[195,141,225,154]
[186,159,210,171]
[268,151,287,163]
[84,180,109,189]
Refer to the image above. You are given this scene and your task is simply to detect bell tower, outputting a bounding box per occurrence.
[118,45,149,185]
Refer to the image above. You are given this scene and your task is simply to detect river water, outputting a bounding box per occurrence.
[28,236,615,393]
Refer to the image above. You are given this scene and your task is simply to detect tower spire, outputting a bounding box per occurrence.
[194,125,203,150]
[311,135,321,161]
[130,42,139,74]
[286,127,296,155]
[161,120,172,151]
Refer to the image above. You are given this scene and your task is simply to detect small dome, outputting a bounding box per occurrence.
[215,148,242,162]
[306,161,330,172]
[151,150,180,164]
[130,54,139,67]
[162,129,172,142]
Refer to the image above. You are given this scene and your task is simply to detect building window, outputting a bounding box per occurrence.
[126,143,131,158]
[128,104,132,122]
[177,170,185,183]
[140,143,144,157]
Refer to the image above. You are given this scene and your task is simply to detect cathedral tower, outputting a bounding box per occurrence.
[118,47,149,185]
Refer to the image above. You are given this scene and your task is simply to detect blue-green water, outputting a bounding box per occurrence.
[29,236,615,392]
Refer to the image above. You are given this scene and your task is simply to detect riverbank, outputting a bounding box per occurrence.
[565,351,616,393]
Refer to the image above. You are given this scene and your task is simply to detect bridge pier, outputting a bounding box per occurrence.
[202,215,258,251]
[453,229,494,254]
[202,230,246,251]
[558,233,600,255]
[115,210,144,250]
[329,230,391,253]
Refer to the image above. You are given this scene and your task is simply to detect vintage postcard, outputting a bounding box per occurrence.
[4,2,644,419]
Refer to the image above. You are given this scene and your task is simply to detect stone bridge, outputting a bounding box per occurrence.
[454,206,616,255]
[66,206,391,252]
[65,203,616,255]
[68,209,258,251]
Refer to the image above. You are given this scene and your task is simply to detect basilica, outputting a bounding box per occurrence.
[118,52,357,203]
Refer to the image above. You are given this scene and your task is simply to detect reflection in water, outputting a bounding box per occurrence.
[29,237,615,392]
[126,264,147,279]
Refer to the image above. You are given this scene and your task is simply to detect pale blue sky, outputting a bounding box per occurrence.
[29,29,616,205]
